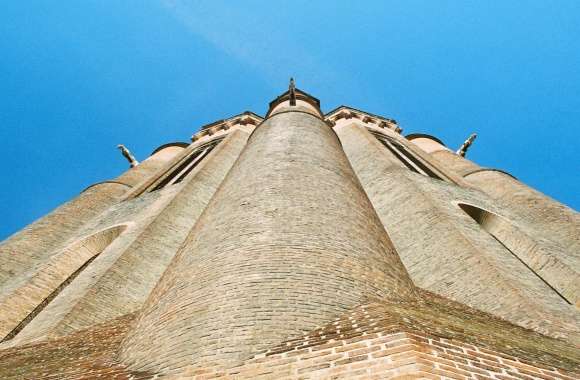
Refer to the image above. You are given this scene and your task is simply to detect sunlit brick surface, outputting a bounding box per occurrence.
[334,121,580,341]
[0,89,578,379]
[120,109,417,373]
[1,292,578,379]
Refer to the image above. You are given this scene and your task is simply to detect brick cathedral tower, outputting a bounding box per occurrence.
[0,82,578,379]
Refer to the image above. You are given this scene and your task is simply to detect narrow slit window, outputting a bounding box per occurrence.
[371,131,442,180]
[150,139,222,192]
[0,226,126,343]
[458,203,573,305]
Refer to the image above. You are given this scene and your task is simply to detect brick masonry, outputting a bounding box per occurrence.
[334,120,580,342]
[0,290,578,379]
[0,88,578,379]
[119,104,417,373]
[2,129,252,346]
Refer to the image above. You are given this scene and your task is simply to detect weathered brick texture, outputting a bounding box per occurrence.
[7,129,252,345]
[0,182,127,291]
[0,225,126,342]
[0,143,182,295]
[120,105,416,373]
[425,139,580,308]
[2,292,578,379]
[465,169,580,254]
[334,120,579,341]
[0,88,578,379]
[430,147,580,256]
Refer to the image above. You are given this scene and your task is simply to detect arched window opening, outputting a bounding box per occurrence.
[0,225,127,343]
[150,138,223,192]
[370,130,442,180]
[458,203,573,305]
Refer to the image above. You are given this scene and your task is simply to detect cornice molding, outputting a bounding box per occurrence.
[191,112,263,142]
[325,106,401,133]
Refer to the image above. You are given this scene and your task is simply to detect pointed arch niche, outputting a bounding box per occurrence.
[0,225,128,343]
[457,203,578,307]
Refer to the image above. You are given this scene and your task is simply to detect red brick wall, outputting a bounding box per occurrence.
[173,331,579,379]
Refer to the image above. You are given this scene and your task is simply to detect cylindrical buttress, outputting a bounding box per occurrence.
[7,130,252,345]
[335,122,580,340]
[120,108,416,373]
[0,182,128,289]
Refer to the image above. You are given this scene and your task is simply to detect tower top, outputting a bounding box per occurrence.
[266,78,322,117]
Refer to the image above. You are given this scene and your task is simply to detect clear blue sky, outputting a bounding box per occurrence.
[1,1,579,240]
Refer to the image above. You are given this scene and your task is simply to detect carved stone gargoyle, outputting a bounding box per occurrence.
[456,133,477,157]
[117,144,139,168]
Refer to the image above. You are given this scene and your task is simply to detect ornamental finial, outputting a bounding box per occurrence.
[289,77,296,106]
